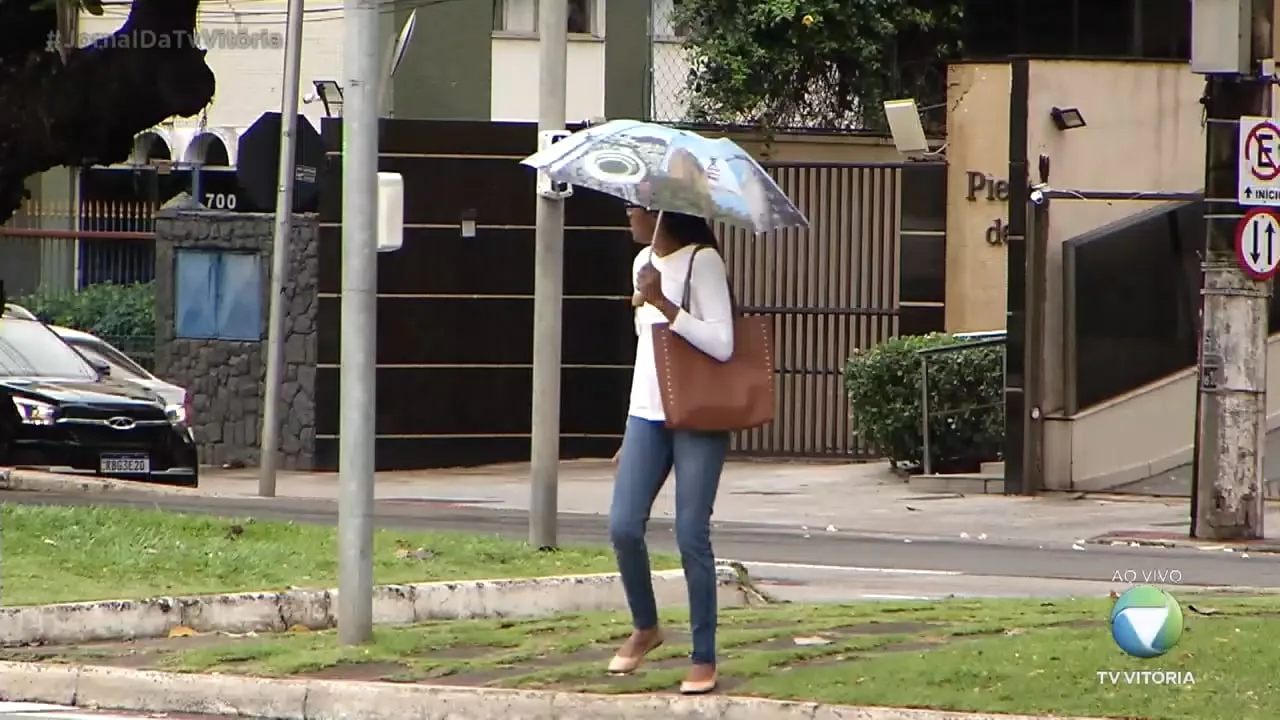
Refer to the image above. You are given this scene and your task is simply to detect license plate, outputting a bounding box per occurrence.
[100,455,150,474]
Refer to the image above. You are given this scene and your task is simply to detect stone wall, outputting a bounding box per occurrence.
[153,209,319,470]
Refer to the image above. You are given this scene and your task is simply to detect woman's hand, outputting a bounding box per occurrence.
[637,263,679,320]
[636,263,664,305]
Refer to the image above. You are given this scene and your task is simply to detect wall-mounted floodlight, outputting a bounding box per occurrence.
[313,80,344,117]
[1049,106,1086,131]
[882,99,930,155]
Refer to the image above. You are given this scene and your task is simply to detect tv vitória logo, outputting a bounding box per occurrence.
[1110,585,1183,658]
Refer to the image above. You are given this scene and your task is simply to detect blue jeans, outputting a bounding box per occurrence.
[609,415,729,665]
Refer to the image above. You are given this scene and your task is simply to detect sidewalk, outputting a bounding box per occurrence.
[19,459,1272,546]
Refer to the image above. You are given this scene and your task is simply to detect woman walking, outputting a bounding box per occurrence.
[607,207,734,695]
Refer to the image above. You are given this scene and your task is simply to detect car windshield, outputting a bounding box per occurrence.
[0,319,97,379]
[67,340,151,381]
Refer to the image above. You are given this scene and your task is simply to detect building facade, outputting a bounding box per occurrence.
[82,0,691,155]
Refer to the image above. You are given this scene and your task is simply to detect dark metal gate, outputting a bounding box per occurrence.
[719,161,947,459]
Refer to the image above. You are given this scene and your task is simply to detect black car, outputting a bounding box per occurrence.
[0,311,198,486]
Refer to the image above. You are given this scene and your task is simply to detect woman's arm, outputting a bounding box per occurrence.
[632,248,650,336]
[669,249,734,361]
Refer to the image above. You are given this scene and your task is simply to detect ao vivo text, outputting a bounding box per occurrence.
[1111,569,1182,584]
[1097,671,1196,686]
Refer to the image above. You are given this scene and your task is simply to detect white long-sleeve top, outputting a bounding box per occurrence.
[628,244,735,421]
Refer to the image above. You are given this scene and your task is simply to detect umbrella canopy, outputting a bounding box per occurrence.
[521,119,808,233]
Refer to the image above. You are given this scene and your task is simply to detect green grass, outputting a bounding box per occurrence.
[111,595,1280,719]
[0,504,673,606]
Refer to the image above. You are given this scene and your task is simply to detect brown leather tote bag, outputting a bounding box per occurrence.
[651,245,775,431]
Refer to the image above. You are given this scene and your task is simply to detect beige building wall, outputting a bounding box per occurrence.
[945,59,1228,490]
[945,60,1204,335]
[1023,60,1206,490]
[82,2,344,132]
[490,37,608,122]
[945,63,1011,333]
[1027,59,1205,413]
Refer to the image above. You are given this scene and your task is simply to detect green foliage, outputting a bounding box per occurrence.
[672,0,962,129]
[15,281,155,339]
[844,334,1003,471]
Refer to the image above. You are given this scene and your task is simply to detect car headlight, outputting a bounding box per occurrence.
[13,397,57,426]
[165,404,187,426]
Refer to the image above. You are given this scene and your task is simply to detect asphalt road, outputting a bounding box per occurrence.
[4,489,1277,589]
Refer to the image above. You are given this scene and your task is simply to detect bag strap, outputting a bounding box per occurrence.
[679,244,738,315]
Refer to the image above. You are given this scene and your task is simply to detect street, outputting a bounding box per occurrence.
[3,488,1276,597]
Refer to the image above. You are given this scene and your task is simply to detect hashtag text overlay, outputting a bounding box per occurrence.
[46,28,284,53]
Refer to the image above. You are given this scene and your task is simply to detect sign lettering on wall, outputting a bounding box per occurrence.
[965,170,1009,245]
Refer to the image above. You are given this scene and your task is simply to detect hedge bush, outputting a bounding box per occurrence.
[844,333,1004,473]
[13,282,155,339]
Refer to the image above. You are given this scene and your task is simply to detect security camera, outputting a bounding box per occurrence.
[302,92,318,104]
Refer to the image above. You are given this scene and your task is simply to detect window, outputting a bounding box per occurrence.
[0,319,96,379]
[493,0,595,35]
[961,0,1192,61]
[1138,0,1190,59]
[653,0,688,39]
[67,341,151,381]
[175,250,262,341]
[1076,0,1134,56]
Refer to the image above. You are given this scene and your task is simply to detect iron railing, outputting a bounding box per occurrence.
[918,336,1006,475]
[0,198,158,298]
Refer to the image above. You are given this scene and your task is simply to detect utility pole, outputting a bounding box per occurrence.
[1192,0,1272,540]
[529,0,568,549]
[259,0,305,498]
[337,0,380,644]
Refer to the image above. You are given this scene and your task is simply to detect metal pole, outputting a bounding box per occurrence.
[1193,0,1270,540]
[529,0,568,549]
[192,162,203,204]
[1022,155,1050,496]
[338,0,380,644]
[920,356,931,476]
[259,0,305,498]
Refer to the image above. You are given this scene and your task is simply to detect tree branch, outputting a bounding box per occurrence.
[0,0,215,225]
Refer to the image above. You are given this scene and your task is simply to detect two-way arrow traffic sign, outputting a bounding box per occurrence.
[1235,208,1280,280]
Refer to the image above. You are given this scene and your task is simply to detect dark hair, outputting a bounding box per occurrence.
[660,211,719,250]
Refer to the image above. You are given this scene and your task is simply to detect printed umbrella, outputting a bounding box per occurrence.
[520,119,808,233]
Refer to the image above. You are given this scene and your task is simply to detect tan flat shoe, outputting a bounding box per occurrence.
[606,631,664,674]
[680,666,718,694]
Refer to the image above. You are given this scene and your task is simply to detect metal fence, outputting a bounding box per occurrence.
[1,199,158,371]
[918,338,1006,475]
[0,198,158,297]
[647,34,949,132]
[720,163,904,458]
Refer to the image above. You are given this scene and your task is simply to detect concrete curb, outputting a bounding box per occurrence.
[1087,532,1280,554]
[0,662,1105,720]
[0,568,746,647]
[0,469,184,495]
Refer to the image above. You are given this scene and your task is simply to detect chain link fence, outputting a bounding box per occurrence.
[644,0,950,133]
[648,0,692,124]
